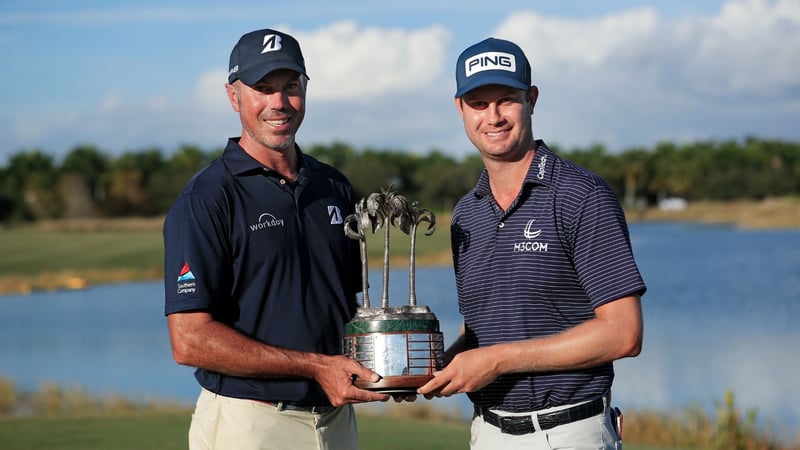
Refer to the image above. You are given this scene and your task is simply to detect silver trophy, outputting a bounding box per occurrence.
[342,187,444,392]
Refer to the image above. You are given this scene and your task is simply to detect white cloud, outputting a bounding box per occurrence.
[186,21,450,110]
[676,0,800,98]
[495,0,800,100]
[193,70,230,112]
[99,95,124,113]
[293,21,451,101]
[482,0,800,151]
[179,21,458,154]
[146,96,170,111]
[495,8,660,69]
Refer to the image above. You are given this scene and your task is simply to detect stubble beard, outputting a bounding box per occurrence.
[241,118,296,153]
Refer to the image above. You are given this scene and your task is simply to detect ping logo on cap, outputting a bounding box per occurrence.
[465,51,516,77]
[261,34,283,54]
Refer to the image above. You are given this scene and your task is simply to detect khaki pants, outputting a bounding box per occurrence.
[470,394,622,450]
[189,388,358,450]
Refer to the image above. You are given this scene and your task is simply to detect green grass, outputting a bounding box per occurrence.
[0,411,190,450]
[0,215,453,277]
[358,413,468,449]
[0,211,453,275]
[362,211,453,267]
[0,410,673,450]
[0,410,469,450]
[0,229,164,275]
[0,216,455,295]
[0,379,764,450]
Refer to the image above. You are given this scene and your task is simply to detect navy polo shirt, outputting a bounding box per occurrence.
[451,141,646,413]
[163,138,361,406]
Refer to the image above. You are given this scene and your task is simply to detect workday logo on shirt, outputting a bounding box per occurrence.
[250,212,285,232]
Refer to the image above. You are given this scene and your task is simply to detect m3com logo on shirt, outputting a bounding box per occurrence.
[514,219,548,252]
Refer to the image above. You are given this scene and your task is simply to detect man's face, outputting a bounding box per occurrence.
[456,84,537,161]
[226,69,307,153]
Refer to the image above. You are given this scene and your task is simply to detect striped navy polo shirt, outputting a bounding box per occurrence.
[451,140,646,413]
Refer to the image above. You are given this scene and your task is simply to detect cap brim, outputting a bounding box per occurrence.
[234,63,309,86]
[455,75,529,98]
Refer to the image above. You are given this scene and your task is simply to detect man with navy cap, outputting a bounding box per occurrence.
[418,37,646,449]
[163,29,389,450]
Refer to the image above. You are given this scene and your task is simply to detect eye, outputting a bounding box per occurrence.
[285,82,302,93]
[467,100,489,110]
[253,84,275,95]
[498,96,517,105]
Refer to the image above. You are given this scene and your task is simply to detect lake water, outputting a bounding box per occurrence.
[0,222,798,436]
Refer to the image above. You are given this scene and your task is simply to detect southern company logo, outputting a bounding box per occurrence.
[177,262,196,295]
[177,262,195,281]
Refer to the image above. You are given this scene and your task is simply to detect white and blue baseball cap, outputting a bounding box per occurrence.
[228,29,308,86]
[455,37,531,97]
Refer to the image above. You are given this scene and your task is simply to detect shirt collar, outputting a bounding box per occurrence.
[473,140,555,200]
[524,140,555,187]
[222,137,316,177]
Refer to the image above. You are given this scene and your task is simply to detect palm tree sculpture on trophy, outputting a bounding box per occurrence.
[406,200,436,306]
[342,186,444,392]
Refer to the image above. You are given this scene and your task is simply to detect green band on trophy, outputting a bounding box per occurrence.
[345,317,440,334]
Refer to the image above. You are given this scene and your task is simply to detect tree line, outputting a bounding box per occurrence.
[1,136,798,224]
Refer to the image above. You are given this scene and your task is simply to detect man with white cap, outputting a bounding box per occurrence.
[418,37,647,449]
[163,28,389,450]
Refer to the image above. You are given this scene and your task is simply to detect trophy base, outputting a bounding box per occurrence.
[342,306,444,393]
[355,375,434,393]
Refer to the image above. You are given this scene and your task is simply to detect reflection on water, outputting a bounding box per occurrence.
[0,223,798,435]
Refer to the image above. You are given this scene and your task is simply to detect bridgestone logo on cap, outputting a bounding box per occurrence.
[465,52,516,77]
[262,34,282,54]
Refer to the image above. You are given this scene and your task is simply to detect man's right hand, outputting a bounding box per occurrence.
[315,354,390,406]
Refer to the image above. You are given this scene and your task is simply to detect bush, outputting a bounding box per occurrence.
[0,377,16,415]
[623,390,799,450]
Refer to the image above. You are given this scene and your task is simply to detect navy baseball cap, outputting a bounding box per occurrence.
[455,37,531,97]
[228,29,308,85]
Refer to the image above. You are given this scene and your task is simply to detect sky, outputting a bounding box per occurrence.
[1,0,799,164]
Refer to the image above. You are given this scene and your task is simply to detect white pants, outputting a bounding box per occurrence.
[470,394,622,450]
[188,388,359,450]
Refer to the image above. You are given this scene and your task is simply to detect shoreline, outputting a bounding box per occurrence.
[2,197,798,296]
[625,197,800,230]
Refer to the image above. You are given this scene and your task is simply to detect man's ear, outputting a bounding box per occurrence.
[528,86,539,113]
[454,96,464,114]
[225,83,241,113]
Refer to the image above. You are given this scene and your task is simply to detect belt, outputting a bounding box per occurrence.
[262,401,336,414]
[475,397,605,436]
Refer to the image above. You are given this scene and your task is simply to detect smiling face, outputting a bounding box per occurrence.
[456,84,538,162]
[226,69,307,155]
